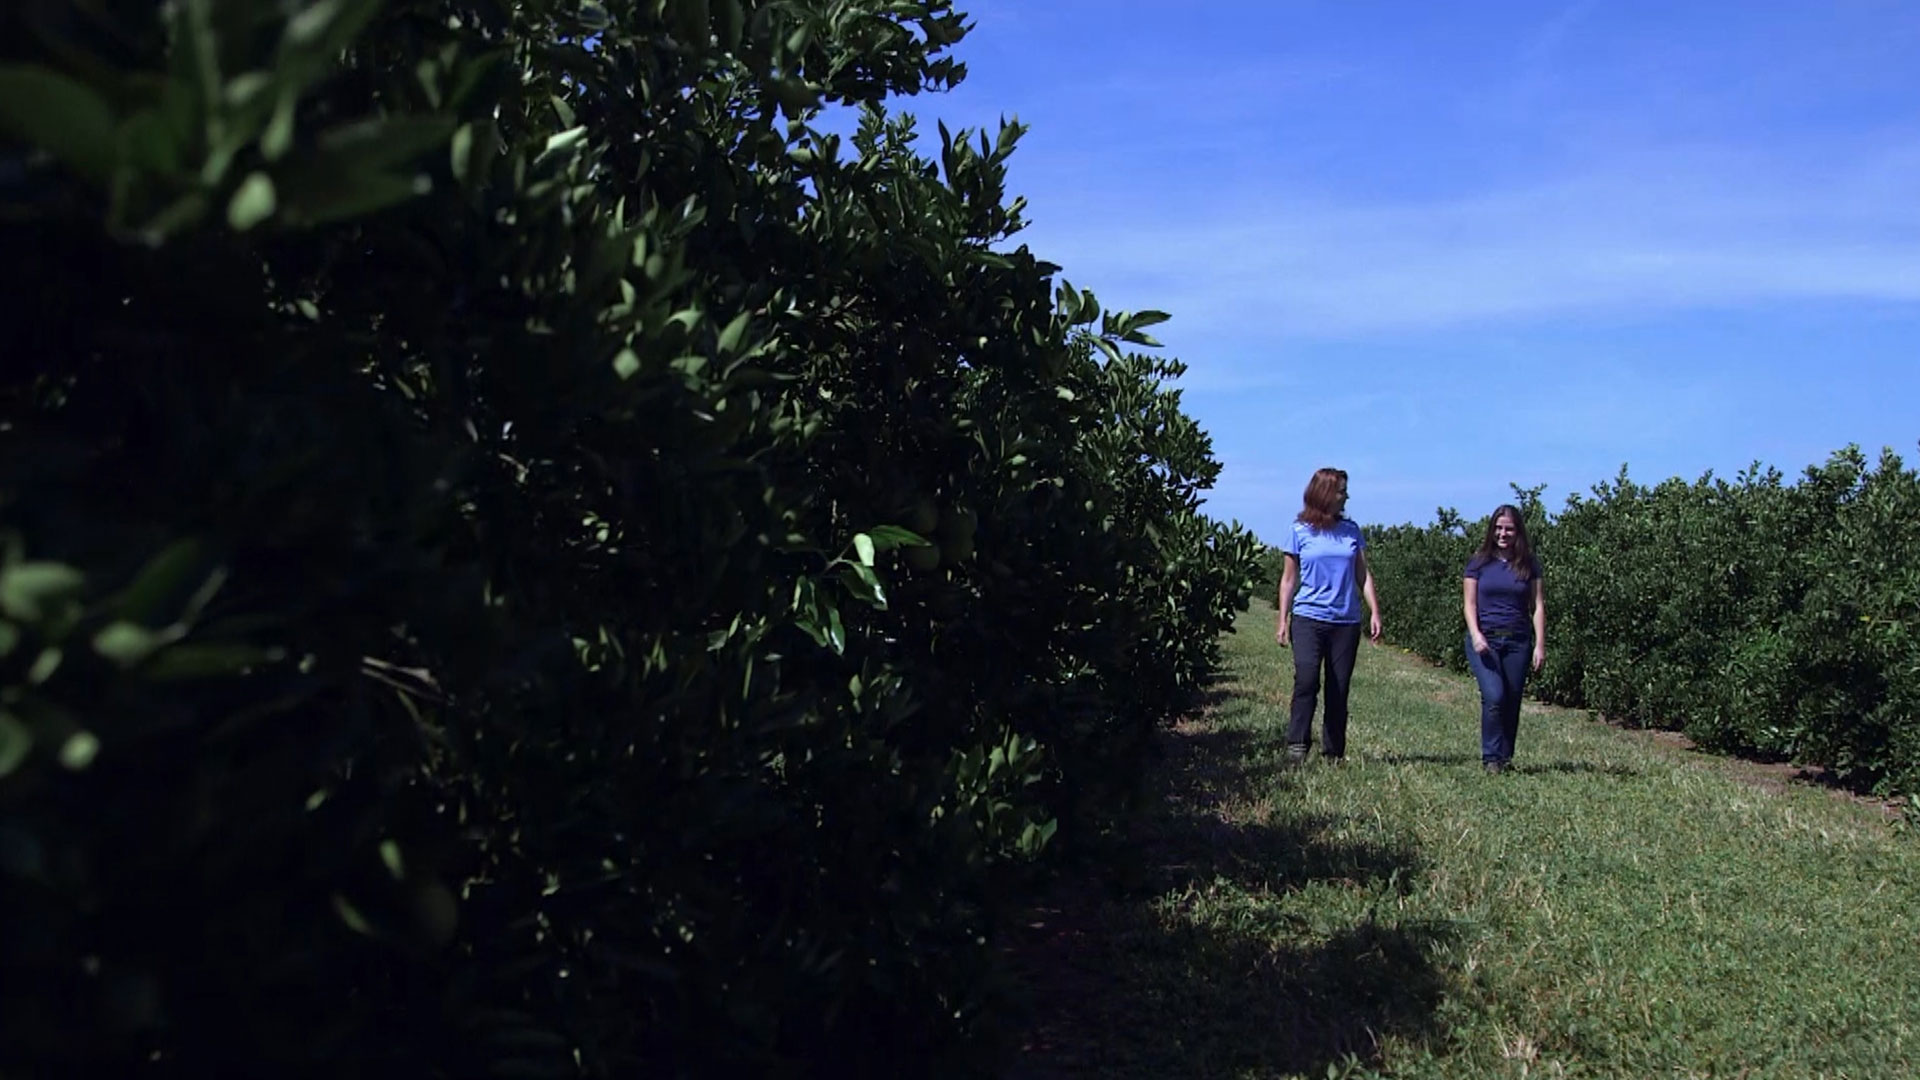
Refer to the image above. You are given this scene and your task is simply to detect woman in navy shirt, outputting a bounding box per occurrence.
[1462,504,1547,774]
[1276,467,1383,764]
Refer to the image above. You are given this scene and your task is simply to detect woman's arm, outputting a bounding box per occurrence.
[1356,550,1383,643]
[1277,553,1299,646]
[1463,576,1488,655]
[1530,574,1548,672]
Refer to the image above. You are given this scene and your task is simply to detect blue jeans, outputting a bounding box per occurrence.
[1466,630,1532,764]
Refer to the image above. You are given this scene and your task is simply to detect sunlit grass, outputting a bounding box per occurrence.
[1010,601,1920,1079]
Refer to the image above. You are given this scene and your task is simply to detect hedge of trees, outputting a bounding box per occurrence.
[0,1,1259,1075]
[1363,447,1920,797]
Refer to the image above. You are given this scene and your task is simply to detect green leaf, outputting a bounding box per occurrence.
[168,0,222,124]
[767,76,819,116]
[0,711,29,779]
[0,65,118,185]
[784,22,813,57]
[317,115,458,173]
[0,622,18,659]
[841,564,888,610]
[140,643,284,681]
[278,168,426,226]
[223,72,274,108]
[58,731,100,771]
[179,565,230,626]
[1075,287,1101,325]
[825,603,845,654]
[332,893,376,937]
[853,533,876,567]
[794,616,829,649]
[0,562,85,623]
[262,92,296,160]
[714,0,746,49]
[114,539,209,625]
[447,49,509,111]
[227,171,277,230]
[93,621,169,668]
[449,122,474,180]
[457,120,500,194]
[121,108,185,178]
[282,0,384,62]
[380,839,406,879]
[866,526,930,550]
[132,191,212,242]
[716,310,751,354]
[27,648,63,685]
[540,125,588,161]
[1058,281,1080,318]
[612,349,642,380]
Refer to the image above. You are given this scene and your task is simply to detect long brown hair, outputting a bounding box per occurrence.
[1470,504,1537,582]
[1295,467,1349,531]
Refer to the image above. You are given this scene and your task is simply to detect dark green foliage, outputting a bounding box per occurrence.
[1360,506,1477,669]
[0,1,1258,1074]
[1253,542,1286,607]
[1365,449,1920,797]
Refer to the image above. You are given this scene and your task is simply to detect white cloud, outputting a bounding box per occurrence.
[1017,138,1920,348]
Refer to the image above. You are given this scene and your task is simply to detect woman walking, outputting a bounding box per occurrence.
[1276,467,1383,764]
[1463,505,1547,774]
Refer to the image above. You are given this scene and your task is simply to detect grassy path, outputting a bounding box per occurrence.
[1006,602,1920,1079]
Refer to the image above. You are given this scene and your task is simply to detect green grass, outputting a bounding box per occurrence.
[1007,601,1920,1079]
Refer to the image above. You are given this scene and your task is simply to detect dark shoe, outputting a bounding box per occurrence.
[1286,745,1309,766]
[1483,761,1505,775]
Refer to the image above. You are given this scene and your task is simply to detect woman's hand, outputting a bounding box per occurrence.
[1470,632,1490,656]
[1532,642,1546,672]
[1276,617,1291,647]
[1368,610,1383,643]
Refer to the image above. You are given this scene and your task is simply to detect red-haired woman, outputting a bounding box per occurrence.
[1276,467,1383,764]
[1462,504,1547,774]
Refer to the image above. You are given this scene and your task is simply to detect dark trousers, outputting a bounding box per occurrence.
[1288,616,1361,757]
[1466,631,1532,763]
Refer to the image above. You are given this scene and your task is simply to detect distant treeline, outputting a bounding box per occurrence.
[1353,445,1920,796]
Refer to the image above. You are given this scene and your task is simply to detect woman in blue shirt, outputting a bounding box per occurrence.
[1462,504,1548,774]
[1276,467,1383,764]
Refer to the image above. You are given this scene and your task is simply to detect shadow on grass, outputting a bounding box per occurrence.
[1512,760,1638,777]
[1374,751,1639,779]
[1145,728,1422,900]
[1374,750,1480,767]
[1191,681,1238,715]
[1004,713,1457,1078]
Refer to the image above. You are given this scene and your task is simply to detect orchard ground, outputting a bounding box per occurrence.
[1004,601,1920,1080]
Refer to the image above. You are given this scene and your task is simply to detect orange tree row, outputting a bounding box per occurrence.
[0,1,1259,1075]
[1363,447,1920,796]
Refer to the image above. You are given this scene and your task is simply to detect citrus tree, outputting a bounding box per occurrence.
[0,0,1258,1074]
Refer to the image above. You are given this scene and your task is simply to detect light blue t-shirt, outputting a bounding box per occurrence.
[1283,518,1366,624]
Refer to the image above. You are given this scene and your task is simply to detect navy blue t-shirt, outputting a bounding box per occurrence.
[1464,555,1540,634]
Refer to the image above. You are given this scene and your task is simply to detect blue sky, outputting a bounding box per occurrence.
[873,0,1920,539]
